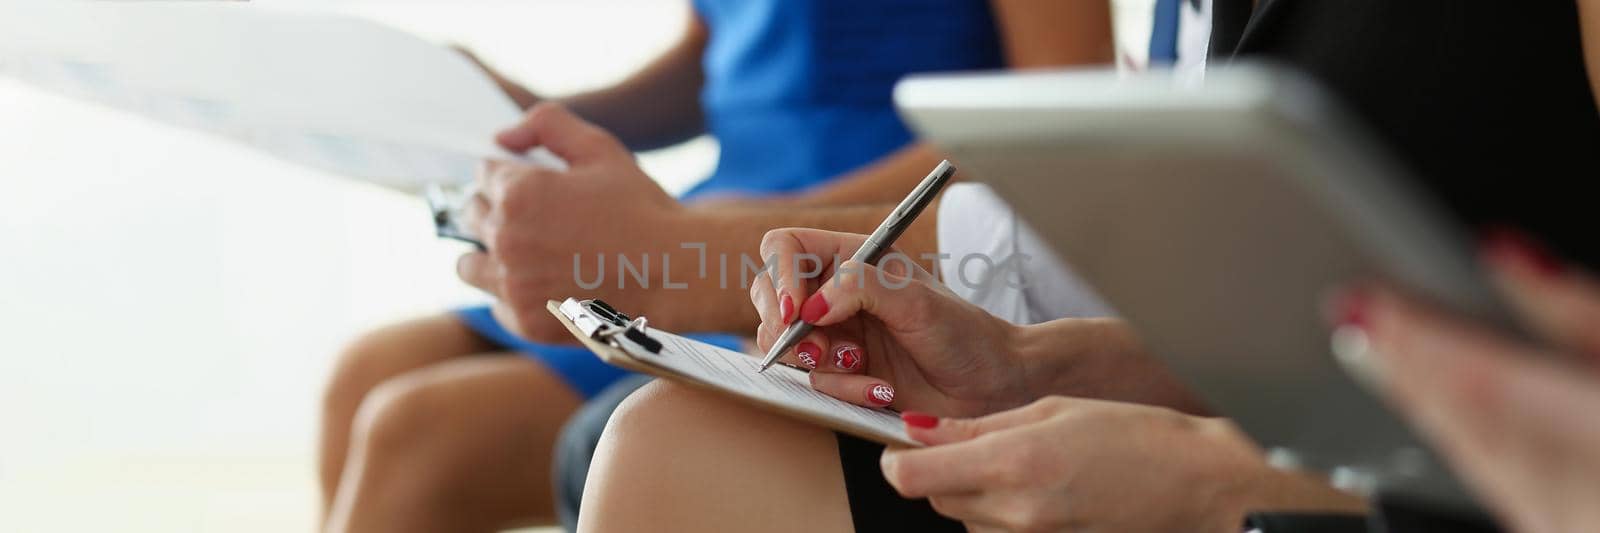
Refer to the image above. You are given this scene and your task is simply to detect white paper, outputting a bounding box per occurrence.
[0,1,560,191]
[634,328,915,446]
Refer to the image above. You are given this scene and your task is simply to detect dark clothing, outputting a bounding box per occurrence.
[1216,0,1600,268]
[837,434,966,532]
[553,375,654,530]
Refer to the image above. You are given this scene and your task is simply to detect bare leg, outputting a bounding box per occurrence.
[324,355,583,533]
[319,314,496,511]
[579,381,854,533]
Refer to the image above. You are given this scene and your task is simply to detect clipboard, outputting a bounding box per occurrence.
[546,298,918,447]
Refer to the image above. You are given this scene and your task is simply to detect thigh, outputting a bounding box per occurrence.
[332,312,501,390]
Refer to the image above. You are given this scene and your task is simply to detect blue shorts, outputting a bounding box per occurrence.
[454,305,743,400]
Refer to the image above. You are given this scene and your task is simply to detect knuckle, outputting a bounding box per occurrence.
[759,229,793,258]
[748,277,766,302]
[577,127,618,151]
[981,446,1027,487]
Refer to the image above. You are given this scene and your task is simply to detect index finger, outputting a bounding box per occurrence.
[759,228,868,325]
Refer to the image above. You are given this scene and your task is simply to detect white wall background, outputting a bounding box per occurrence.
[0,2,704,531]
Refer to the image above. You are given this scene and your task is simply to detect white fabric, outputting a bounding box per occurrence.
[935,183,1113,325]
[1176,0,1213,82]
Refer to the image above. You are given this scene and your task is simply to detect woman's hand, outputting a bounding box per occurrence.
[750,228,1206,418]
[880,397,1365,532]
[1330,230,1600,533]
[750,228,1036,416]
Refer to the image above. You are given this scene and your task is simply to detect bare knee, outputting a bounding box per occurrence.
[581,381,851,532]
[323,315,488,421]
[352,377,447,457]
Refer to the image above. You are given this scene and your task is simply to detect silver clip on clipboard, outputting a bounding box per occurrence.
[424,148,570,252]
[558,298,663,354]
[425,181,487,251]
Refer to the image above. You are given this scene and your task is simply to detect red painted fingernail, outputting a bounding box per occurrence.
[779,294,796,324]
[800,292,830,323]
[834,345,862,371]
[1329,286,1371,329]
[1480,226,1565,277]
[867,384,895,406]
[902,411,938,429]
[796,342,820,369]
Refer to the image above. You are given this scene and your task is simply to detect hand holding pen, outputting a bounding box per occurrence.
[757,161,956,372]
[747,161,1044,416]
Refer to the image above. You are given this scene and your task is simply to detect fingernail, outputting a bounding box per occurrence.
[800,292,830,323]
[867,384,895,406]
[1480,226,1565,277]
[1328,286,1371,329]
[902,411,938,429]
[780,294,796,325]
[1331,324,1385,390]
[834,345,862,371]
[879,451,899,476]
[796,341,820,369]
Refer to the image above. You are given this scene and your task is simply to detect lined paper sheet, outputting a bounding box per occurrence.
[633,329,914,446]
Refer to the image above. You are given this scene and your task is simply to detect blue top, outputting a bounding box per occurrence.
[684,0,1005,199]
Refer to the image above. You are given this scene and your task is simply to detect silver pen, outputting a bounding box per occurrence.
[756,160,957,373]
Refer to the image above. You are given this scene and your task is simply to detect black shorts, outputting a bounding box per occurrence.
[836,433,964,532]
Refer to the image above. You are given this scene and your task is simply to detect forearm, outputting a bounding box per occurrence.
[560,14,709,150]
[648,202,941,334]
[781,143,954,206]
[1013,318,1212,414]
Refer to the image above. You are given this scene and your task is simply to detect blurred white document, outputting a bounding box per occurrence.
[0,2,539,191]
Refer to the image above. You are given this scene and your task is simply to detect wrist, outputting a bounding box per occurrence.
[1009,318,1137,399]
[1201,419,1369,523]
[642,208,760,333]
[1002,320,1063,406]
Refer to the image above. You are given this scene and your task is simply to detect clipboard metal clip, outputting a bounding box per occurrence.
[558,298,663,354]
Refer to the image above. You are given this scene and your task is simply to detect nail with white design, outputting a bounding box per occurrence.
[867,384,895,406]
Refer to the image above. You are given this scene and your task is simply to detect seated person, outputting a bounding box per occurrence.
[319,1,1114,531]
[561,0,1600,531]
[576,226,1366,532]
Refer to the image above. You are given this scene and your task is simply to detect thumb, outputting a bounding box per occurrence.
[495,102,625,164]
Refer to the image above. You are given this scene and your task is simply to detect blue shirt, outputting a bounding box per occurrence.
[685,0,1005,199]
